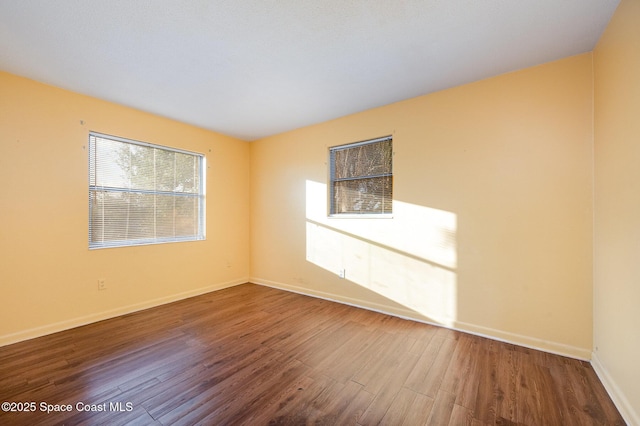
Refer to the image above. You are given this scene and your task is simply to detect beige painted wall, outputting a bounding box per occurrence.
[0,72,251,345]
[1,55,597,360]
[251,53,594,359]
[593,0,640,423]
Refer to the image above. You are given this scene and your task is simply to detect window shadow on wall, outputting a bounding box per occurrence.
[305,180,458,326]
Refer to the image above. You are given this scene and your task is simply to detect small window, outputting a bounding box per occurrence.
[89,132,205,249]
[329,136,393,215]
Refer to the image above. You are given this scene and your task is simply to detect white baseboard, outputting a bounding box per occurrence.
[0,278,248,347]
[251,277,591,360]
[253,277,425,318]
[454,321,592,361]
[591,352,639,426]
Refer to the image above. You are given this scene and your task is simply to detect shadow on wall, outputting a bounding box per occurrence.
[305,180,458,326]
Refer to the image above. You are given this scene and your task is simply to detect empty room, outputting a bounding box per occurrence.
[0,0,638,424]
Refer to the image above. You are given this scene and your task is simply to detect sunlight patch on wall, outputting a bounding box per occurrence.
[305,180,458,325]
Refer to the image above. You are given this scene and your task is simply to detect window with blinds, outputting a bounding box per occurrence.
[329,136,393,215]
[89,132,205,249]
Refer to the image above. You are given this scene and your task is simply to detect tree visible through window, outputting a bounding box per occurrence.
[89,132,205,248]
[329,136,393,215]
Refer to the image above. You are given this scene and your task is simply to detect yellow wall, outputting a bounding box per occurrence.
[0,72,251,345]
[0,54,598,359]
[593,0,640,423]
[251,53,594,359]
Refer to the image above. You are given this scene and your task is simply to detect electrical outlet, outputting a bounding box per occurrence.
[338,269,346,279]
[98,278,107,291]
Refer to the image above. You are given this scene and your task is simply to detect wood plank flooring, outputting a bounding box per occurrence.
[0,283,625,425]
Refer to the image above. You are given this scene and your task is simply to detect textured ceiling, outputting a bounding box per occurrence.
[0,0,620,141]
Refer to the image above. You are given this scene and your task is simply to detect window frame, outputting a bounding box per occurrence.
[328,136,393,218]
[88,131,206,249]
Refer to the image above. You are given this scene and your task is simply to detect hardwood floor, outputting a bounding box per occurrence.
[0,283,625,425]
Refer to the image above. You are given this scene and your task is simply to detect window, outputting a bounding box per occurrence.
[89,132,205,249]
[329,136,393,215]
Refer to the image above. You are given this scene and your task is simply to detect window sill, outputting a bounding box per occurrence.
[328,213,393,219]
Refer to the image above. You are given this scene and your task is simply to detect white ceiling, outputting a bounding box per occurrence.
[0,0,619,141]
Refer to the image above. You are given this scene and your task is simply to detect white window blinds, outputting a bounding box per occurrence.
[89,132,205,249]
[330,136,393,215]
